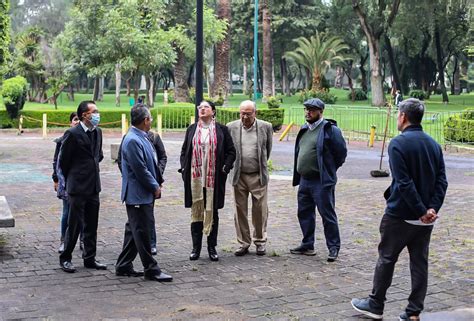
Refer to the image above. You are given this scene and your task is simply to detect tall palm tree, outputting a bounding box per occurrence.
[285,32,348,91]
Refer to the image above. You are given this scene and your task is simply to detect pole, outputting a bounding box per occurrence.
[121,113,127,137]
[42,113,47,139]
[195,0,204,122]
[253,0,259,102]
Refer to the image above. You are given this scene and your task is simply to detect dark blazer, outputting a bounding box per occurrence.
[121,127,160,205]
[179,122,236,209]
[384,125,448,220]
[117,130,167,185]
[293,119,347,187]
[59,124,103,195]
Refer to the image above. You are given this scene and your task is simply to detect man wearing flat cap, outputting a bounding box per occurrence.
[291,98,347,261]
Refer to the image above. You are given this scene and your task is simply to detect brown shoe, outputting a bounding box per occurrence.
[256,245,266,256]
[234,246,249,256]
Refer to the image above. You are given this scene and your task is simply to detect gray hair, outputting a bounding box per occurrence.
[398,98,425,125]
[239,100,257,111]
[131,105,151,126]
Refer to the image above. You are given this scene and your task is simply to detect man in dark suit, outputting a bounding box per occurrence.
[115,105,172,282]
[351,98,448,320]
[59,101,107,273]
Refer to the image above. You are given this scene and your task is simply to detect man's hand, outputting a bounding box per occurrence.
[154,187,161,199]
[420,208,438,224]
[54,181,58,192]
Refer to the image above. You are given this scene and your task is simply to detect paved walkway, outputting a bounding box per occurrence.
[0,130,473,320]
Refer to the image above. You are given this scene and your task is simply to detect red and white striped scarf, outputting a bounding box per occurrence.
[191,120,217,187]
[190,119,217,235]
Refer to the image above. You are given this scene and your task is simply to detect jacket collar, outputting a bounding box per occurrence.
[402,124,423,133]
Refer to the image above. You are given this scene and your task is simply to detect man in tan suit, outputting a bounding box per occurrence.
[227,100,273,256]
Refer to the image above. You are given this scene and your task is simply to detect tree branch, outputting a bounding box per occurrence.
[352,0,374,40]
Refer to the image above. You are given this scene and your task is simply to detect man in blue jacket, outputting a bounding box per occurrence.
[115,105,172,282]
[291,98,347,262]
[351,98,448,320]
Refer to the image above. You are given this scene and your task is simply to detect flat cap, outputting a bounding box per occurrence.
[303,98,325,110]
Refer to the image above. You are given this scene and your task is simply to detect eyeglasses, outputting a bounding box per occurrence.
[197,104,212,110]
[240,112,254,117]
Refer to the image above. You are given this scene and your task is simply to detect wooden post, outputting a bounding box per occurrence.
[157,113,163,138]
[42,114,47,139]
[18,115,23,135]
[121,113,127,137]
[164,90,168,105]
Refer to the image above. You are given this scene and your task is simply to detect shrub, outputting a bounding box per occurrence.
[444,109,474,143]
[298,88,337,104]
[258,108,285,131]
[3,105,285,132]
[266,96,281,109]
[409,90,429,100]
[1,76,28,119]
[166,89,175,103]
[348,88,368,101]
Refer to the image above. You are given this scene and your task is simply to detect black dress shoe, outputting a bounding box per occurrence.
[208,246,219,262]
[115,269,144,277]
[84,260,107,270]
[60,261,76,273]
[144,272,173,282]
[189,248,201,261]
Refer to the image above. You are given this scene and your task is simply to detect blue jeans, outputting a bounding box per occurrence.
[297,177,340,251]
[60,199,70,240]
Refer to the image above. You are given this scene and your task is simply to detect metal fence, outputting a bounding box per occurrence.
[285,105,473,146]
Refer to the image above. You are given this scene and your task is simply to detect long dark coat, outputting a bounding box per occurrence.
[179,122,236,209]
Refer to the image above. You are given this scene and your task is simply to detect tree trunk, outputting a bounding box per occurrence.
[212,0,231,99]
[125,75,131,96]
[67,84,75,101]
[98,77,104,102]
[147,74,155,107]
[352,0,400,106]
[334,66,343,89]
[93,76,100,101]
[280,57,290,96]
[368,38,385,106]
[174,48,190,102]
[242,56,248,95]
[384,35,402,94]
[452,56,460,95]
[262,0,273,98]
[115,63,121,106]
[434,23,449,102]
[134,72,140,102]
[359,54,368,92]
[344,65,355,101]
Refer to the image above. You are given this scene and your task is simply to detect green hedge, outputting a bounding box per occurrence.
[0,106,285,131]
[444,109,474,143]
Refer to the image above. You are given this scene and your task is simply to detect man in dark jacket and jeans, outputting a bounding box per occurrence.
[290,98,347,262]
[351,98,448,321]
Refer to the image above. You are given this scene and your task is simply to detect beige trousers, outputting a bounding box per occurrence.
[233,172,268,248]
